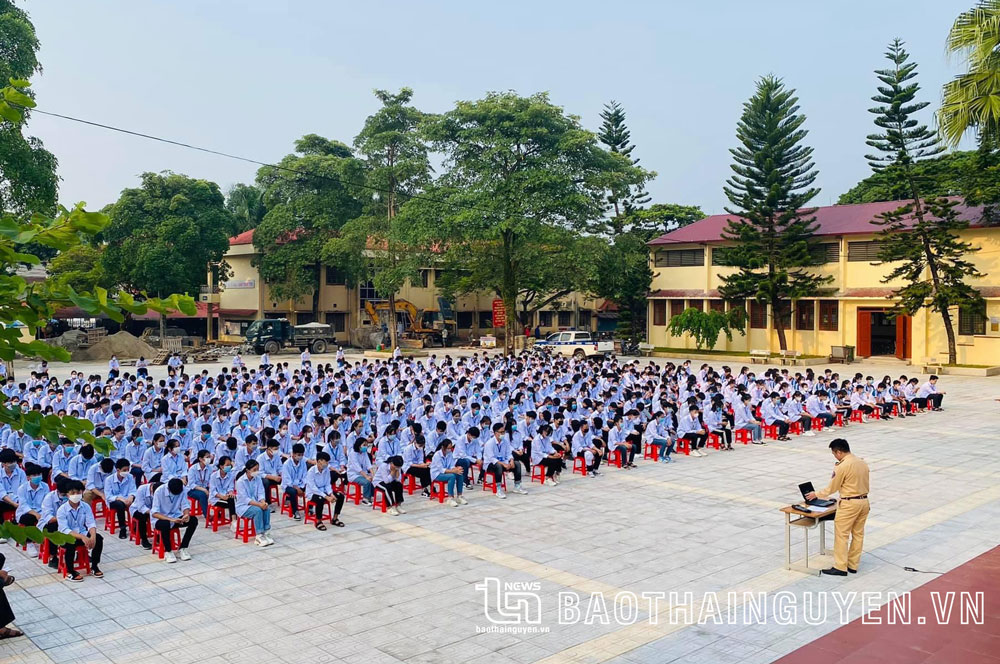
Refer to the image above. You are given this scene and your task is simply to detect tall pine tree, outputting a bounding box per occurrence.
[718,75,830,351]
[597,100,651,233]
[866,38,984,364]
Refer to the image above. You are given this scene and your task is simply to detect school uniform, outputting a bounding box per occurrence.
[255,451,283,505]
[373,460,404,507]
[14,479,48,526]
[0,466,26,521]
[431,448,465,496]
[208,469,237,518]
[347,448,373,501]
[402,443,431,491]
[186,463,212,518]
[280,457,308,516]
[235,473,270,535]
[304,464,344,522]
[130,483,154,547]
[57,500,103,573]
[150,484,198,553]
[917,381,943,410]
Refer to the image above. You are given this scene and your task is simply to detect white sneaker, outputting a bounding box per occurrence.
[255,535,267,547]
[550,477,559,486]
[457,496,468,505]
[396,505,407,514]
[388,506,400,516]
[164,551,177,563]
[26,542,38,557]
[178,549,191,561]
[496,489,507,499]
[230,521,238,532]
[512,485,528,495]
[264,534,275,546]
[803,432,816,437]
[448,498,459,507]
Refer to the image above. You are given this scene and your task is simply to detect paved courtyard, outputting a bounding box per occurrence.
[1,354,998,664]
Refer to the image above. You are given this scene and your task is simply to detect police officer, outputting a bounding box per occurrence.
[805,438,870,576]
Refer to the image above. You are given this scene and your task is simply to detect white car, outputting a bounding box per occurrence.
[534,330,614,358]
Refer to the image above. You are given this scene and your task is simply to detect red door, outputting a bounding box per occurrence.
[895,314,912,360]
[857,310,872,357]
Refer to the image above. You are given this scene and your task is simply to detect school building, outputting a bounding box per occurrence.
[206,230,609,344]
[645,200,1000,365]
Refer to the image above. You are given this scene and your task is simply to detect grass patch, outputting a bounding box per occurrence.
[651,347,824,359]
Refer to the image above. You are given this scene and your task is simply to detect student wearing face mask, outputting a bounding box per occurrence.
[0,449,25,525]
[256,439,283,511]
[123,428,146,485]
[129,480,157,550]
[209,456,238,531]
[140,433,166,483]
[21,436,48,473]
[373,455,406,516]
[402,434,432,497]
[52,438,77,481]
[185,450,213,517]
[281,443,308,520]
[13,463,47,556]
[785,392,817,437]
[104,458,137,540]
[236,459,273,547]
[151,478,198,563]
[347,437,374,505]
[305,451,346,529]
[57,480,104,581]
[83,457,114,507]
[161,439,187,482]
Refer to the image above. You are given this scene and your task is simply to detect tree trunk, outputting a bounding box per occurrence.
[772,298,788,351]
[502,231,516,356]
[312,261,322,320]
[907,178,956,365]
[158,291,166,350]
[386,185,399,352]
[387,291,399,351]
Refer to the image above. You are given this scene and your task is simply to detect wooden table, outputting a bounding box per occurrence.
[780,504,837,575]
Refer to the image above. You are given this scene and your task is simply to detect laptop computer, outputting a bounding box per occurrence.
[798,482,836,508]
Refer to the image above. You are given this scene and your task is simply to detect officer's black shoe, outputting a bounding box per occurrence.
[821,567,848,576]
[848,568,857,574]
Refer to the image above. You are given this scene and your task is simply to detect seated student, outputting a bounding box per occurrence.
[571,420,603,477]
[104,458,136,539]
[530,424,563,484]
[256,439,283,510]
[0,449,26,524]
[124,428,146,485]
[305,451,346,529]
[806,390,836,428]
[430,439,468,505]
[68,444,97,482]
[14,463,48,556]
[130,480,157,550]
[705,397,735,449]
[233,434,259,470]
[761,393,792,441]
[454,426,480,488]
[281,443,308,520]
[485,422,528,497]
[214,436,239,467]
[84,457,114,507]
[850,385,875,420]
[643,411,675,462]
[347,437,374,505]
[140,434,166,482]
[39,477,68,567]
[22,437,49,479]
[373,455,406,516]
[52,438,76,482]
[889,380,913,417]
[151,478,198,563]
[161,439,187,482]
[678,404,711,454]
[235,459,273,547]
[733,393,764,443]
[208,456,238,531]
[186,450,213,518]
[402,434,432,497]
[873,382,896,419]
[56,480,104,581]
[917,375,945,411]
[0,552,20,640]
[324,430,347,484]
[606,415,636,468]
[785,392,817,437]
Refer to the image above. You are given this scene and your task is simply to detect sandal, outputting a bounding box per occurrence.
[0,627,23,640]
[331,518,345,527]
[2,575,14,588]
[315,523,327,531]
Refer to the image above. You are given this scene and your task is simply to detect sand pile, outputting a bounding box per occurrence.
[73,331,157,361]
[50,329,87,351]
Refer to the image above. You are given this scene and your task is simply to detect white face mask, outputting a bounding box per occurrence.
[68,494,82,504]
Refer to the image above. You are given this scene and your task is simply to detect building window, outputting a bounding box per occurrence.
[654,248,705,267]
[359,280,377,310]
[709,299,726,313]
[296,312,315,325]
[478,311,492,328]
[811,243,840,264]
[557,311,572,327]
[958,306,986,336]
[776,301,791,329]
[710,248,728,266]
[687,299,704,311]
[434,269,444,283]
[750,301,767,329]
[538,311,553,327]
[818,300,839,331]
[847,241,884,262]
[324,266,346,285]
[578,309,591,329]
[670,299,685,318]
[324,312,347,332]
[457,311,474,329]
[652,301,666,326]
[419,270,430,288]
[796,301,815,330]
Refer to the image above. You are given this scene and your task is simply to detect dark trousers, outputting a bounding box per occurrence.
[62,534,103,571]
[540,456,562,478]
[797,416,812,431]
[262,478,277,504]
[816,413,836,427]
[154,517,198,551]
[283,486,303,515]
[577,451,601,472]
[109,500,129,534]
[683,432,707,450]
[773,421,790,437]
[0,503,14,521]
[214,497,236,518]
[713,428,733,446]
[377,480,404,506]
[0,553,12,628]
[134,513,151,545]
[928,394,943,409]
[487,461,521,483]
[310,492,345,520]
[408,466,431,489]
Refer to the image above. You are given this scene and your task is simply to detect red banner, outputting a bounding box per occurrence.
[491,299,506,328]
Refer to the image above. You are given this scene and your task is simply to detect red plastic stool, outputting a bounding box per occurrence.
[891,403,900,416]
[530,464,547,484]
[811,417,825,432]
[734,429,752,445]
[209,505,232,532]
[235,516,256,543]
[266,483,279,506]
[402,474,417,495]
[40,538,52,564]
[429,480,449,502]
[675,437,691,455]
[572,456,588,475]
[609,449,624,468]
[482,472,506,494]
[910,402,921,414]
[304,499,325,525]
[104,507,119,534]
[345,482,363,505]
[57,544,90,578]
[281,492,297,517]
[90,497,107,520]
[835,412,845,427]
[788,421,803,435]
[188,497,203,517]
[152,527,182,559]
[763,424,779,440]
[372,489,388,513]
[129,516,152,546]
[643,442,659,460]
[707,433,722,450]
[850,410,864,423]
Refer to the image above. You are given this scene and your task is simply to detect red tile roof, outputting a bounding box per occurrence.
[229,229,254,245]
[648,199,985,246]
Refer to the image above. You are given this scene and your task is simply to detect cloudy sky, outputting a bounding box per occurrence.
[23,0,974,216]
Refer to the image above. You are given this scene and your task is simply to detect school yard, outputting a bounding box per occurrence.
[1,353,998,664]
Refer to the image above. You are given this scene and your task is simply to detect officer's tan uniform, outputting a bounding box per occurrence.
[816,452,870,572]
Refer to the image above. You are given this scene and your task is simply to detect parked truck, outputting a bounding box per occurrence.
[533,330,614,358]
[244,319,336,355]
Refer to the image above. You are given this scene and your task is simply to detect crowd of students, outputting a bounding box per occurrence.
[0,350,946,585]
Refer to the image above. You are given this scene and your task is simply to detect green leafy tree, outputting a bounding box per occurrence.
[838,151,976,204]
[667,307,747,350]
[225,183,267,235]
[0,82,194,546]
[324,88,431,350]
[101,172,233,341]
[597,100,651,226]
[47,244,110,293]
[625,202,705,240]
[940,1,1000,147]
[591,233,653,341]
[418,92,647,354]
[254,135,364,317]
[717,75,830,351]
[865,39,984,364]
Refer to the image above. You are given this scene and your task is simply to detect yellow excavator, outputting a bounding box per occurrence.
[363,298,457,346]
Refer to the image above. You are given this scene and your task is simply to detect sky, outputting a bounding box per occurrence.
[21,0,976,217]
